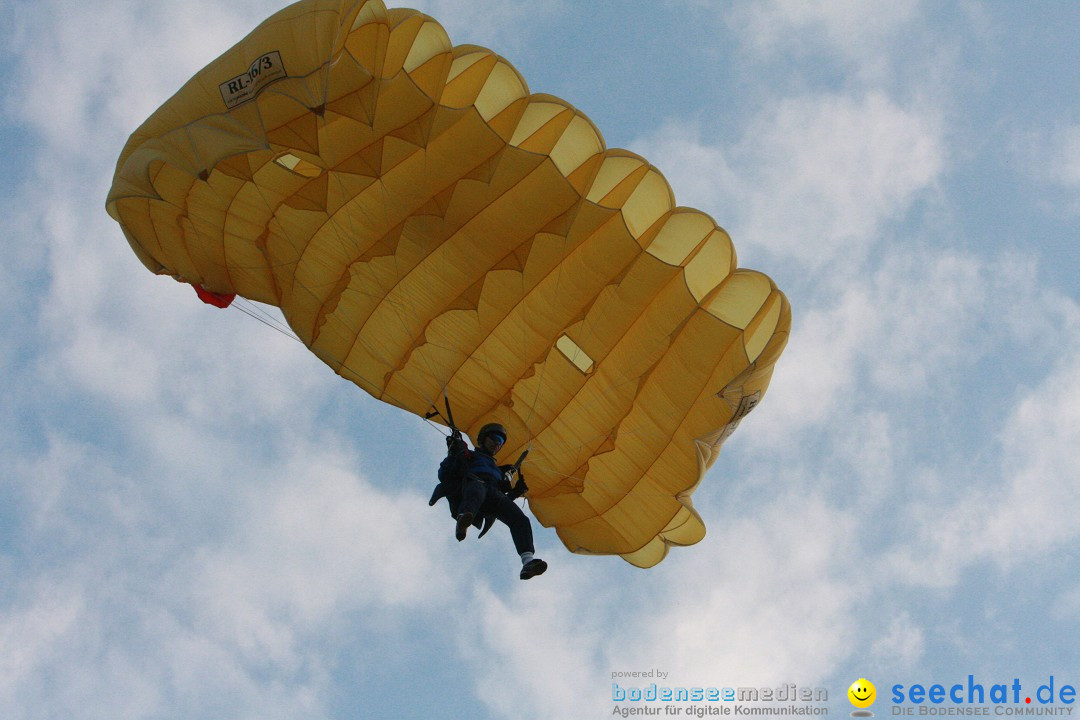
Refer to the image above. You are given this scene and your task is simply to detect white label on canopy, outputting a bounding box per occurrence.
[219,51,287,109]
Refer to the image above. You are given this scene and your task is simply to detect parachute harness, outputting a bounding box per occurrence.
[426,392,531,505]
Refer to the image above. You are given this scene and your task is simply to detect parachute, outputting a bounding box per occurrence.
[106,0,791,567]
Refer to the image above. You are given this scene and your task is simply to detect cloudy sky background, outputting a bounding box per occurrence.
[3,0,1079,717]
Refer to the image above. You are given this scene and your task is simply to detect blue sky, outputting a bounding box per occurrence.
[2,1,1079,718]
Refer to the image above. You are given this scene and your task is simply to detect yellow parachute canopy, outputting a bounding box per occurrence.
[106,0,790,567]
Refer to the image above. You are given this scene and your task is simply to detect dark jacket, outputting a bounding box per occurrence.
[441,444,501,484]
[430,437,525,530]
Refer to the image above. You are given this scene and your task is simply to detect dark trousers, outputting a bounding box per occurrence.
[459,476,534,555]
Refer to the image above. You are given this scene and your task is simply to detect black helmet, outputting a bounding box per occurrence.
[477,422,507,444]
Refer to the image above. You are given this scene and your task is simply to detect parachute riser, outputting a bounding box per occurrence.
[428,392,529,490]
[424,391,462,444]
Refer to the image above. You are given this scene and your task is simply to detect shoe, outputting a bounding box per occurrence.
[455,512,473,542]
[519,558,547,580]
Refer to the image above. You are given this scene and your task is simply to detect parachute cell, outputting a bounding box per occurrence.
[106,0,791,567]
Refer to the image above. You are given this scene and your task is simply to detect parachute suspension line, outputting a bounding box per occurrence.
[233,49,450,428]
[225,125,449,428]
[424,389,459,435]
[223,124,559,461]
[228,293,453,446]
[204,196,445,431]
[231,298,301,342]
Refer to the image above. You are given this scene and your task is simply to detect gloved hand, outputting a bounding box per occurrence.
[446,430,466,455]
[507,470,528,500]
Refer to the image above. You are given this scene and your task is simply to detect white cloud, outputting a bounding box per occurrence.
[973,339,1080,557]
[885,285,1080,584]
[862,252,985,393]
[20,137,329,431]
[408,0,567,52]
[0,581,84,702]
[750,282,873,437]
[0,428,464,719]
[6,0,276,154]
[726,245,1080,615]
[1051,583,1080,622]
[626,122,740,216]
[1028,123,1080,214]
[727,0,923,82]
[462,567,607,719]
[636,92,944,275]
[459,493,866,719]
[736,93,943,269]
[633,494,861,685]
[1007,121,1080,216]
[186,459,454,641]
[743,248,985,454]
[1054,125,1080,189]
[870,612,924,671]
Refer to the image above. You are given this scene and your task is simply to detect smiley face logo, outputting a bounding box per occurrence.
[848,678,876,708]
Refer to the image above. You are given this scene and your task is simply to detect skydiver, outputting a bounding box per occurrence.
[429,422,548,580]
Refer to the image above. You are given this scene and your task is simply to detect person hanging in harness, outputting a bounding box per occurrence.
[429,421,548,580]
